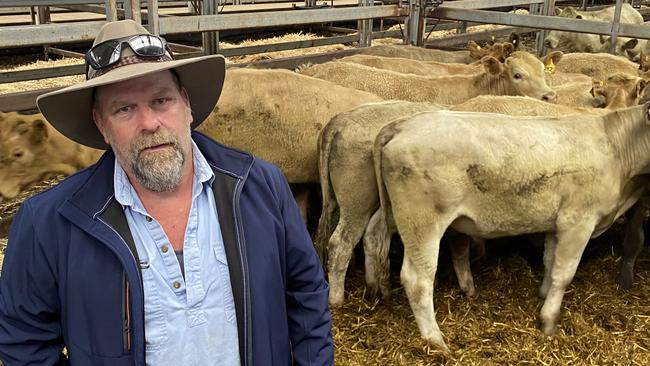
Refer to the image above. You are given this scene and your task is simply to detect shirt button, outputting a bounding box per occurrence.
[145,216,152,222]
[161,245,169,253]
[173,281,181,289]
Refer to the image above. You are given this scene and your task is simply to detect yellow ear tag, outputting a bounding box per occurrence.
[598,80,604,87]
[476,45,481,50]
[545,59,556,74]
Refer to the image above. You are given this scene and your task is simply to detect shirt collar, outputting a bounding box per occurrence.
[114,139,215,209]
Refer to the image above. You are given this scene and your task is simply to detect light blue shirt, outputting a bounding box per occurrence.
[114,140,240,365]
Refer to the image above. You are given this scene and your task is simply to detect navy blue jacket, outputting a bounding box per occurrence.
[0,132,333,366]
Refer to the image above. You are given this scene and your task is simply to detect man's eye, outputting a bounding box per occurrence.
[115,105,132,114]
[153,98,169,105]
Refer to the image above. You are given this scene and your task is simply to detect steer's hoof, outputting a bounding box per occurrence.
[616,271,634,290]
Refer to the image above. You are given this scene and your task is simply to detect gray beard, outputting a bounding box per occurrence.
[123,130,188,192]
[131,144,185,192]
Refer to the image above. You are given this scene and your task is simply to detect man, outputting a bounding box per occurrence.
[0,20,333,366]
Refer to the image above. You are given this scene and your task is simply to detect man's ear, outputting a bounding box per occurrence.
[180,87,193,124]
[92,108,109,145]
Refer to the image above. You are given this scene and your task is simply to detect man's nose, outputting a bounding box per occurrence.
[137,107,162,132]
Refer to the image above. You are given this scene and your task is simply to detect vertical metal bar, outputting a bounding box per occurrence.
[407,0,419,45]
[457,21,467,34]
[105,0,118,22]
[130,0,142,23]
[147,0,160,35]
[536,0,554,56]
[358,0,373,47]
[124,0,133,19]
[35,6,50,25]
[609,0,624,54]
[29,6,36,24]
[202,0,219,55]
[415,0,426,47]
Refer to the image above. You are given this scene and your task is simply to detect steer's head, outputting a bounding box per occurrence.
[485,51,557,103]
[0,112,48,169]
[592,73,648,109]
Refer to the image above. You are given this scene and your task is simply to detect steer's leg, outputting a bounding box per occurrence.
[539,221,594,335]
[327,209,373,307]
[539,232,557,299]
[363,209,393,299]
[398,212,454,353]
[447,230,476,297]
[617,201,646,290]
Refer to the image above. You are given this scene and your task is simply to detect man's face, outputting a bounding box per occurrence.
[92,70,193,192]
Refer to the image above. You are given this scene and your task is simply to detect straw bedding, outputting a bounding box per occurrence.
[0,31,649,365]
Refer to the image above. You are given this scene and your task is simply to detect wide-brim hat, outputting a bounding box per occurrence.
[37,19,226,149]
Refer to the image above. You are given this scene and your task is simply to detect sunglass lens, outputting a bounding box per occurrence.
[130,35,166,57]
[90,40,122,69]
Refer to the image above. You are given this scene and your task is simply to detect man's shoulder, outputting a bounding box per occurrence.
[22,164,99,211]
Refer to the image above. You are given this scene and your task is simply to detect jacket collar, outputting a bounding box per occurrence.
[66,131,254,217]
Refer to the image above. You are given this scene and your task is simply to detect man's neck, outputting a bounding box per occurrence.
[129,159,195,251]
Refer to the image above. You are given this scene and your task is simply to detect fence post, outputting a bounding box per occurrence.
[406,0,421,45]
[35,6,50,25]
[535,0,555,56]
[105,0,118,22]
[609,0,624,54]
[129,0,142,23]
[147,0,160,35]
[202,0,220,55]
[358,0,373,47]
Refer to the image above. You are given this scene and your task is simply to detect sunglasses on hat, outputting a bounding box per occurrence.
[85,34,171,73]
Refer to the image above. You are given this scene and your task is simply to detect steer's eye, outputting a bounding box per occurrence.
[514,73,522,80]
[13,151,23,159]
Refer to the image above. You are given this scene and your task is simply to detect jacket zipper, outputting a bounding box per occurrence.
[233,177,251,366]
[97,217,143,361]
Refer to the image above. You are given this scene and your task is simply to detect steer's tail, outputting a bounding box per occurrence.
[371,117,407,288]
[314,117,342,267]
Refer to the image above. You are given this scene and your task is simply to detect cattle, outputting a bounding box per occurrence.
[591,73,648,109]
[450,95,609,116]
[198,67,382,225]
[598,36,646,61]
[617,198,649,289]
[357,44,473,64]
[548,52,640,81]
[0,111,103,201]
[544,4,644,52]
[299,51,557,104]
[468,33,521,62]
[371,105,650,351]
[199,68,381,184]
[336,54,483,77]
[319,97,608,306]
[317,101,447,306]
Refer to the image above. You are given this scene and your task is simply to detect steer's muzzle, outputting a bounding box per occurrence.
[544,38,557,49]
[542,90,557,103]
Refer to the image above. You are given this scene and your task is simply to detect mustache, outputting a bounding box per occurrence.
[131,131,181,157]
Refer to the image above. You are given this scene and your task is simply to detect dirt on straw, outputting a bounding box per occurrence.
[334,231,650,365]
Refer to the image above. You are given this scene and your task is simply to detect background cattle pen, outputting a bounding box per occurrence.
[2,0,650,365]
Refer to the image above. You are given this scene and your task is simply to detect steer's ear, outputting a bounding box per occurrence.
[624,39,639,50]
[468,40,483,60]
[635,79,649,100]
[30,118,49,144]
[554,7,562,16]
[545,50,564,66]
[509,33,521,50]
[481,56,503,75]
[640,52,650,72]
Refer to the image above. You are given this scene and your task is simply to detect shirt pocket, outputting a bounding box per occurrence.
[140,265,169,352]
[213,247,237,324]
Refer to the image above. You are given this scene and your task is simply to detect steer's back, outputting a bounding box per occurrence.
[380,111,620,237]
